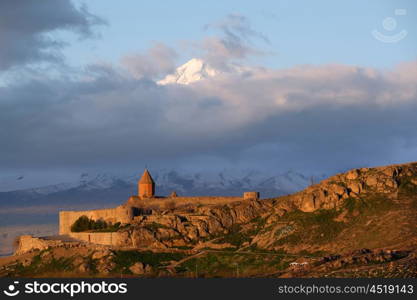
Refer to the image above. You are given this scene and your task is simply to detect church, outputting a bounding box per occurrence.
[59,169,259,235]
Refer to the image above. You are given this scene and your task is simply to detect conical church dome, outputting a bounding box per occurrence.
[139,169,154,184]
[138,169,155,198]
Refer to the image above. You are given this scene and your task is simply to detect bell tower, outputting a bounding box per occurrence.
[138,169,155,198]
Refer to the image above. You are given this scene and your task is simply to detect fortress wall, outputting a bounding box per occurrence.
[59,206,133,235]
[15,233,126,254]
[243,192,260,200]
[59,196,254,235]
[15,235,64,255]
[133,196,244,208]
[68,232,126,246]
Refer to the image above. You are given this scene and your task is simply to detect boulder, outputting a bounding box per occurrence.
[129,262,145,275]
[145,265,153,273]
[21,258,32,267]
[72,257,84,267]
[299,194,315,212]
[330,184,346,196]
[347,182,362,195]
[78,263,90,273]
[366,176,378,187]
[346,169,360,180]
[92,249,111,260]
[97,260,116,275]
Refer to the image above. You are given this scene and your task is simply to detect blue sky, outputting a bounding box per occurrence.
[62,0,417,69]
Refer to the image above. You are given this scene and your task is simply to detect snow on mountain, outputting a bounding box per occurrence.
[157,58,249,85]
[3,169,324,199]
[26,173,130,195]
[151,169,323,196]
[157,58,218,85]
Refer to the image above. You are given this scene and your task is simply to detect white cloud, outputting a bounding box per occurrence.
[121,43,178,79]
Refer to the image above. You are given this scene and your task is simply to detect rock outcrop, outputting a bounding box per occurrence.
[14,236,64,255]
[287,162,417,212]
[120,199,272,249]
[82,162,417,251]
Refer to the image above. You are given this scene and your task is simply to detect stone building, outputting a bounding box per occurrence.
[138,169,155,198]
[59,168,260,237]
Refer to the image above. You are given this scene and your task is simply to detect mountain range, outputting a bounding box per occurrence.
[0,169,323,207]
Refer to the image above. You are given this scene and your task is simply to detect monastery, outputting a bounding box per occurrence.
[59,169,260,236]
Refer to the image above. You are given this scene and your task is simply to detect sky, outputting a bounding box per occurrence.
[0,0,417,187]
[63,0,417,69]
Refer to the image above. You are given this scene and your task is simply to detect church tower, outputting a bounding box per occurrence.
[138,169,155,198]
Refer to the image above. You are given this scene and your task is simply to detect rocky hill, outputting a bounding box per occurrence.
[102,162,417,253]
[1,162,416,278]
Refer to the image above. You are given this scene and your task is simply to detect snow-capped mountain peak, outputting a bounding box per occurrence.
[157,58,220,85]
[157,58,263,85]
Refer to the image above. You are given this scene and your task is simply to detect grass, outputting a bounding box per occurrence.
[172,246,193,250]
[213,224,251,247]
[398,177,417,194]
[178,251,290,277]
[344,197,367,213]
[211,216,268,248]
[274,225,295,238]
[111,250,187,274]
[247,216,268,235]
[11,249,75,277]
[273,209,347,246]
[411,196,417,210]
[344,194,395,217]
[273,192,399,247]
[143,222,169,231]
[297,249,327,257]
[250,216,267,227]
[85,253,98,274]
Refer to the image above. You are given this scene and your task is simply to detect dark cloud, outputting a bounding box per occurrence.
[0,0,105,70]
[0,5,416,178]
[1,60,416,174]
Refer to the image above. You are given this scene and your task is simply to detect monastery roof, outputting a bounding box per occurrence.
[139,169,155,184]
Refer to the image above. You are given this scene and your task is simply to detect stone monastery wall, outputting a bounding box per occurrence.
[59,205,133,235]
[58,168,260,243]
[68,232,125,246]
[59,195,257,235]
[131,196,243,207]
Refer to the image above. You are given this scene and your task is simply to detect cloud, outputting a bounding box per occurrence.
[197,14,271,68]
[0,6,416,176]
[1,59,416,174]
[0,0,105,70]
[205,13,270,44]
[120,43,178,79]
